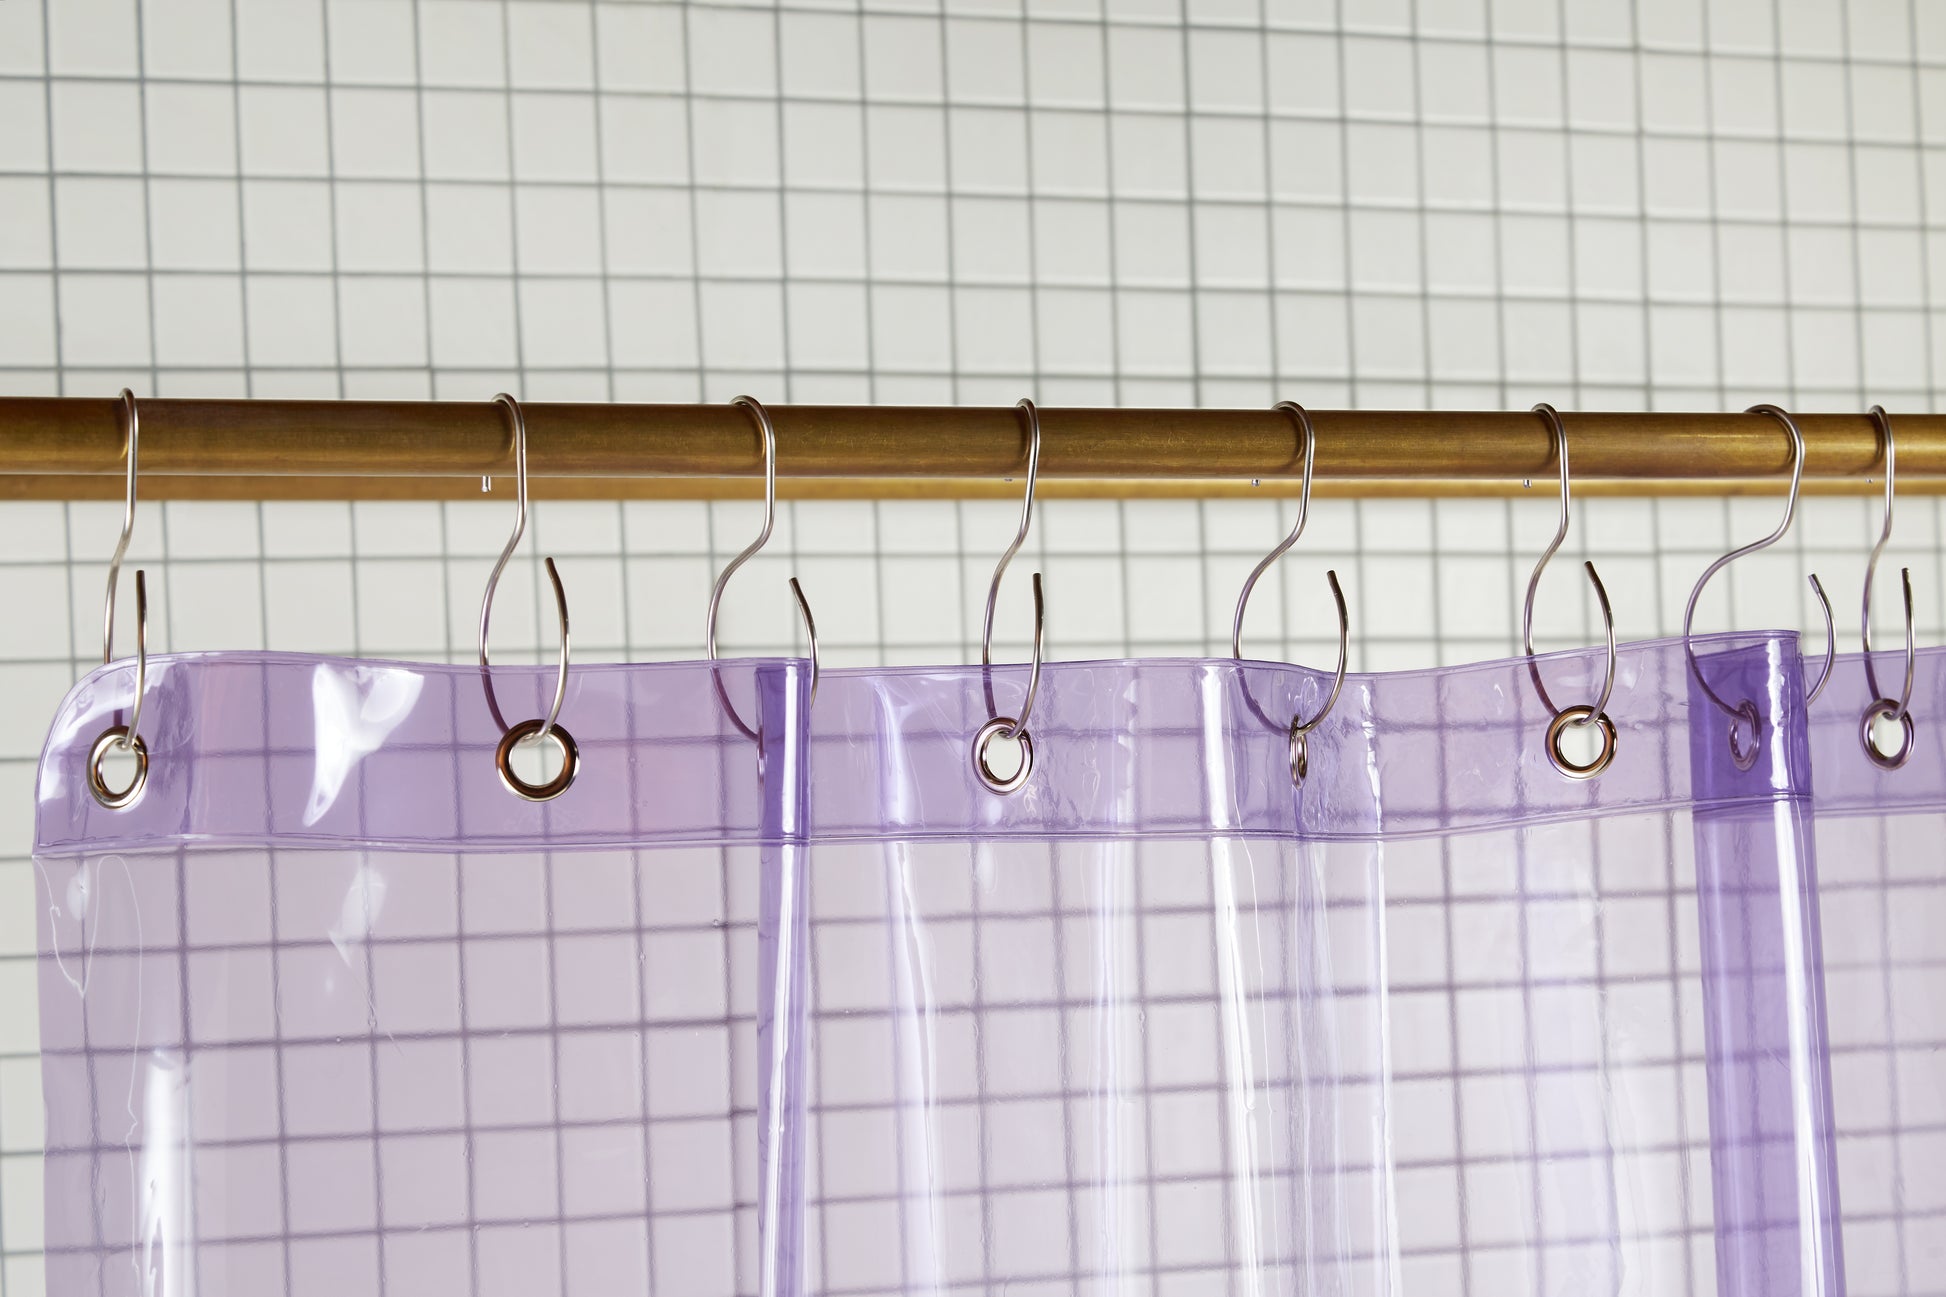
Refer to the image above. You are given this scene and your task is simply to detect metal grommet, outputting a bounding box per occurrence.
[88,725,148,810]
[1728,698,1761,772]
[1862,697,1916,771]
[1288,721,1309,787]
[495,718,579,802]
[1545,705,1617,781]
[973,715,1033,795]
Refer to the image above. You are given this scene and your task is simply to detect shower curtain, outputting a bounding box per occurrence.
[1808,647,1946,1295]
[33,653,811,1297]
[32,634,1853,1295]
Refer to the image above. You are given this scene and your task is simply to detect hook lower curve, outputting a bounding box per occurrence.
[1283,570,1350,786]
[1801,572,1835,706]
[1290,570,1349,735]
[972,572,1043,795]
[480,394,570,748]
[540,557,569,741]
[1862,405,1916,722]
[1010,572,1044,740]
[125,568,147,749]
[88,570,150,809]
[1522,404,1618,730]
[789,576,819,709]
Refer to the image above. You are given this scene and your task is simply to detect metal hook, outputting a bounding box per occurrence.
[980,399,1045,744]
[1230,402,1348,786]
[1522,404,1618,731]
[89,389,150,808]
[1862,405,1915,726]
[98,389,150,755]
[103,388,139,669]
[789,575,819,709]
[1683,404,1837,767]
[705,396,820,708]
[479,394,571,753]
[123,569,147,746]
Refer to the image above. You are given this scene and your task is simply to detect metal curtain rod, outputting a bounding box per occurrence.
[0,396,1940,500]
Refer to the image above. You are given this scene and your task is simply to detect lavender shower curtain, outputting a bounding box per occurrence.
[33,653,811,1297]
[33,636,1852,1295]
[1809,647,1946,1294]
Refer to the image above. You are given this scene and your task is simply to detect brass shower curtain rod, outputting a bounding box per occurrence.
[0,396,1938,500]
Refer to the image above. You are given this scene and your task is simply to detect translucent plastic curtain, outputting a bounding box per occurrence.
[33,653,811,1297]
[768,633,1837,1296]
[33,638,1846,1296]
[1808,648,1946,1296]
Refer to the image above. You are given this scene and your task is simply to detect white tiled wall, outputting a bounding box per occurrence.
[3,0,1946,1288]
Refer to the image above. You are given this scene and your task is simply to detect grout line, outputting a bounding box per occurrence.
[10,2,1946,1290]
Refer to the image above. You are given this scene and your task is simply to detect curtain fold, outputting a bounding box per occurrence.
[1808,647,1946,1296]
[30,636,1859,1295]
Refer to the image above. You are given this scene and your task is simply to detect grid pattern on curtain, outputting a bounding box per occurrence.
[35,843,765,1297]
[5,0,1946,1287]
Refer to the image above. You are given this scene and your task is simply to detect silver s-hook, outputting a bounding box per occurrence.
[90,389,150,810]
[706,396,820,719]
[974,399,1046,794]
[480,394,577,801]
[1861,405,1917,769]
[1522,404,1619,779]
[104,388,141,670]
[1231,401,1348,786]
[1682,404,1836,770]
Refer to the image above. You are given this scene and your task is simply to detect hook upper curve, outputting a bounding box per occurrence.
[1232,402,1321,657]
[706,396,777,661]
[1294,569,1350,735]
[1522,403,1618,729]
[981,399,1044,742]
[982,401,1042,664]
[1807,572,1835,706]
[479,394,570,746]
[1862,405,1916,723]
[706,397,820,699]
[104,388,139,667]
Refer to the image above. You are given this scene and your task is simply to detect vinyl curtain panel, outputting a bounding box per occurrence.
[1807,649,1946,1297]
[27,635,1878,1296]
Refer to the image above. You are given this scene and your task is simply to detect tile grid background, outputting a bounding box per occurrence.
[4,0,1946,1287]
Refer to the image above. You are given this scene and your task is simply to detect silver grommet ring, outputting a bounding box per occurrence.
[1862,698,1916,771]
[1288,720,1309,787]
[1727,698,1761,772]
[495,718,579,802]
[1546,705,1618,780]
[973,716,1034,795]
[88,725,148,810]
